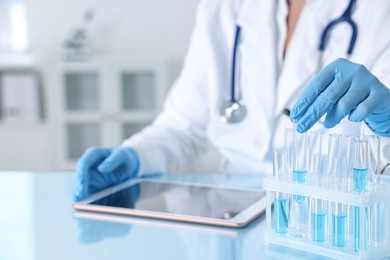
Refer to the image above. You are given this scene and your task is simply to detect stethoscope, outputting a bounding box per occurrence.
[220,0,358,124]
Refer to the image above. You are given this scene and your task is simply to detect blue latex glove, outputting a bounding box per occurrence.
[290,58,390,136]
[73,147,140,202]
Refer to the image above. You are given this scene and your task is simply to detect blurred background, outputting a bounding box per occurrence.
[0,0,199,171]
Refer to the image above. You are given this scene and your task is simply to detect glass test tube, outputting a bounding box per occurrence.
[273,149,289,234]
[331,157,348,247]
[346,135,357,240]
[353,139,369,252]
[386,199,390,243]
[293,123,308,185]
[327,133,342,188]
[290,123,309,237]
[309,131,322,185]
[365,135,382,245]
[365,135,380,185]
[309,131,327,243]
[319,155,329,186]
[354,139,368,192]
[284,128,294,180]
[346,135,357,192]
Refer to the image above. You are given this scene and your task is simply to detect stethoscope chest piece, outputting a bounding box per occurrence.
[221,0,357,125]
[220,100,247,123]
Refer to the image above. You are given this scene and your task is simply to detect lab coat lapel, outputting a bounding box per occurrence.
[235,0,319,120]
[233,0,348,150]
[236,0,279,129]
[276,1,350,115]
[275,0,323,115]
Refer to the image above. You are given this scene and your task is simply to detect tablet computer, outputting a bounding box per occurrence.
[73,178,266,228]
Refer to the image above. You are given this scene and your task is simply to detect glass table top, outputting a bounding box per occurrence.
[2,171,378,260]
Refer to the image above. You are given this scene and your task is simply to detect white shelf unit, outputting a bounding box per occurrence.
[50,57,168,170]
[0,54,43,124]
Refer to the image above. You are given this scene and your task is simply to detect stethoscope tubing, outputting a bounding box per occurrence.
[223,0,358,124]
[231,26,241,103]
[319,0,357,55]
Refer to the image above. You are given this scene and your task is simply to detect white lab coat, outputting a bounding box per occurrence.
[123,0,390,175]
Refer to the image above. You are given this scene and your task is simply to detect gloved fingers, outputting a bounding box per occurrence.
[349,92,382,122]
[296,77,349,132]
[324,83,370,128]
[74,148,113,202]
[73,185,85,202]
[73,176,95,202]
[361,77,390,136]
[290,66,335,121]
[123,147,140,172]
[75,147,112,191]
[97,149,129,173]
[365,114,390,137]
[76,147,112,174]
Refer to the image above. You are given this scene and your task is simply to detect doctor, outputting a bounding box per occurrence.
[73,0,390,202]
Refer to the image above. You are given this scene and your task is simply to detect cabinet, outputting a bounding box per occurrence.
[51,57,168,169]
[0,54,42,123]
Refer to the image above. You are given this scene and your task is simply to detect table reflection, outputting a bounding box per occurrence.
[74,211,266,260]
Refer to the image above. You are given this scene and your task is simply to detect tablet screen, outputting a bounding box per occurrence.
[90,181,265,220]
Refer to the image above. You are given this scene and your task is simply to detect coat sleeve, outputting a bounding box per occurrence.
[364,30,390,175]
[122,0,215,175]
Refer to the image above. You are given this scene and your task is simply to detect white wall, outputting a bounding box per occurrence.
[25,0,199,59]
[0,0,199,171]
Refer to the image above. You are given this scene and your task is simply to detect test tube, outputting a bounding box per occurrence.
[365,135,382,245]
[309,131,323,185]
[284,128,294,180]
[273,149,289,234]
[290,123,309,237]
[309,131,328,242]
[319,155,329,186]
[327,133,342,188]
[353,139,368,193]
[292,123,308,185]
[346,135,357,192]
[331,157,348,247]
[353,138,369,252]
[365,135,380,186]
[346,136,357,242]
[386,199,390,243]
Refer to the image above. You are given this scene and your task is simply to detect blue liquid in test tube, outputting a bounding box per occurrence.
[353,206,369,251]
[290,125,309,238]
[353,168,368,192]
[352,139,369,252]
[274,198,289,234]
[354,207,361,251]
[293,170,307,202]
[273,149,290,235]
[332,214,347,247]
[353,168,368,251]
[293,170,307,183]
[312,211,327,242]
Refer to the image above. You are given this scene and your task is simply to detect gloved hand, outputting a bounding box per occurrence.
[290,58,390,136]
[73,147,140,202]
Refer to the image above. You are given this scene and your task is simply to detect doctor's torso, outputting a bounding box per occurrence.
[126,0,390,174]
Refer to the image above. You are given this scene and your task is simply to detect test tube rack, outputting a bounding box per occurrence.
[264,177,390,260]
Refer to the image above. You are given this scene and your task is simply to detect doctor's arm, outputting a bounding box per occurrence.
[290,58,390,137]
